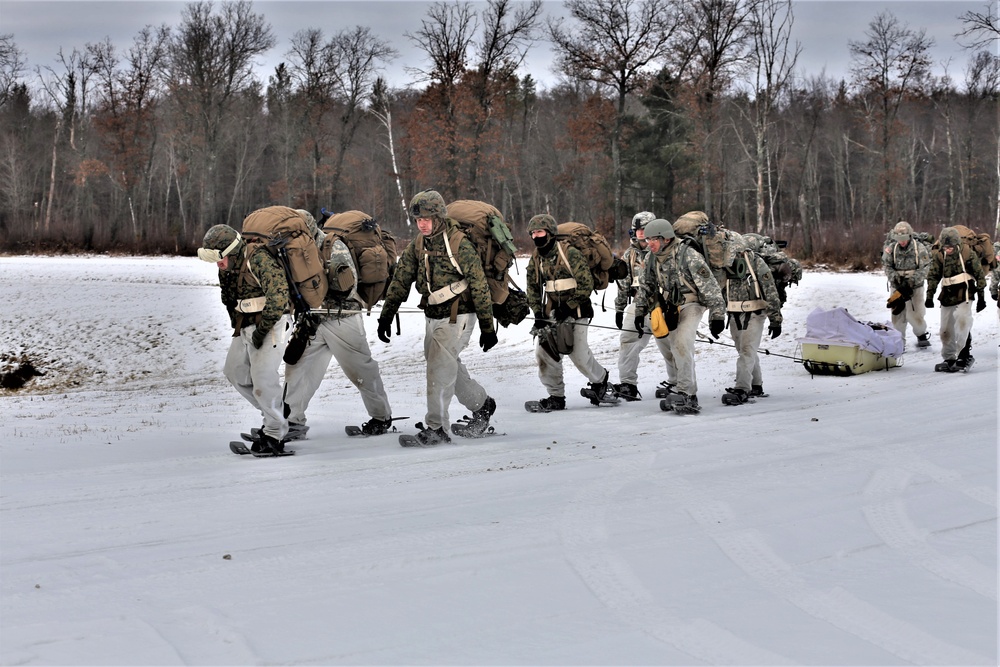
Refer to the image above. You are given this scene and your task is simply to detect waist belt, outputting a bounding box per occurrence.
[544,278,578,293]
[663,288,698,305]
[895,269,917,276]
[941,272,972,286]
[727,299,767,313]
[427,279,468,305]
[235,296,266,313]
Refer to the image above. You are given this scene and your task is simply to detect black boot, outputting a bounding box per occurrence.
[461,396,496,436]
[585,370,610,405]
[361,417,394,435]
[415,422,451,445]
[749,384,768,398]
[538,395,566,411]
[916,333,930,348]
[612,383,641,401]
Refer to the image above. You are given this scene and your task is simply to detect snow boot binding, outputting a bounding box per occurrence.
[916,333,931,348]
[525,395,566,413]
[234,432,294,457]
[934,359,959,373]
[411,422,451,447]
[955,354,975,372]
[361,417,395,436]
[612,383,642,401]
[247,422,307,442]
[654,381,675,399]
[721,387,749,406]
[452,396,496,438]
[749,384,769,398]
[580,371,620,406]
[663,392,700,415]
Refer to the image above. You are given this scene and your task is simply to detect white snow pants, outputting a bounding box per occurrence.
[890,285,928,342]
[939,301,973,361]
[617,303,674,386]
[283,314,392,426]
[535,317,607,398]
[668,303,706,397]
[423,314,487,430]
[729,312,766,392]
[224,315,292,440]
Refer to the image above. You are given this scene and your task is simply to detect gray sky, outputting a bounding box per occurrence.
[1,0,987,91]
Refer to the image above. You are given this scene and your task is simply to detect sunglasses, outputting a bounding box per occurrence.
[197,233,242,263]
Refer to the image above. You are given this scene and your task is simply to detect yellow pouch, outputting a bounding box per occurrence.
[650,305,670,338]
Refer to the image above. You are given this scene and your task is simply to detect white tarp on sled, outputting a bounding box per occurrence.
[797,307,903,375]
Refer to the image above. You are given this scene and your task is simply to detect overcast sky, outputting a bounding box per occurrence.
[1,0,987,91]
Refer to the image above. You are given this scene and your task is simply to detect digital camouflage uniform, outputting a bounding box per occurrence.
[207,224,292,442]
[990,242,1000,322]
[925,227,986,366]
[635,236,725,400]
[526,214,609,400]
[379,192,496,433]
[881,221,930,345]
[713,238,783,397]
[283,236,393,434]
[743,233,802,306]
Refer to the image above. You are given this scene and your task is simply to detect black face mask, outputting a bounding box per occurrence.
[532,234,549,248]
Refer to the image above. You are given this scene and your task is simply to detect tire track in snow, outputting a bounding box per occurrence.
[558,452,795,665]
[657,474,992,666]
[862,467,996,600]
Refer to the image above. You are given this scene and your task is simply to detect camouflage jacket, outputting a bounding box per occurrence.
[527,241,593,316]
[614,242,649,312]
[220,244,291,334]
[990,265,999,302]
[881,240,930,291]
[926,246,985,307]
[714,251,782,324]
[319,238,365,316]
[635,240,725,322]
[381,218,495,332]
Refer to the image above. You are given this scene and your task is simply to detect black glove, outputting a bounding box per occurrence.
[898,284,913,301]
[578,301,594,320]
[534,316,548,330]
[977,291,986,312]
[377,316,392,343]
[768,322,782,339]
[480,329,498,352]
[925,296,934,309]
[709,319,725,339]
[251,327,266,349]
[615,311,624,329]
[634,315,645,338]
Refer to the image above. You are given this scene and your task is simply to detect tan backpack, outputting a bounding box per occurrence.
[444,200,519,304]
[555,222,618,291]
[672,211,739,270]
[320,210,397,312]
[936,224,998,272]
[241,206,328,310]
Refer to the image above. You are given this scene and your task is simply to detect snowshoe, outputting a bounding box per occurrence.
[955,355,975,372]
[611,383,642,401]
[916,333,931,348]
[721,388,750,406]
[400,422,451,447]
[580,370,618,406]
[934,359,959,373]
[230,437,294,457]
[665,392,700,415]
[525,396,566,413]
[246,422,308,442]
[749,384,769,398]
[654,381,676,399]
[451,397,496,438]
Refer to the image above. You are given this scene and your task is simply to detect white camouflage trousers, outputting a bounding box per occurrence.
[728,312,766,392]
[617,303,674,386]
[283,314,392,426]
[890,284,928,342]
[939,301,973,361]
[224,315,292,440]
[667,303,706,397]
[535,316,607,397]
[423,314,488,430]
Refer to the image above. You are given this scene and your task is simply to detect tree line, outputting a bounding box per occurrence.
[0,0,997,266]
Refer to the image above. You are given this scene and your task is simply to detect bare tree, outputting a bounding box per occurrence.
[0,34,26,105]
[849,10,933,225]
[549,0,680,243]
[956,2,1000,49]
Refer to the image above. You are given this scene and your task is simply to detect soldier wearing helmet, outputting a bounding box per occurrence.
[925,226,986,372]
[525,213,612,411]
[881,220,931,348]
[377,190,498,445]
[198,222,292,455]
[990,241,1000,316]
[634,217,725,414]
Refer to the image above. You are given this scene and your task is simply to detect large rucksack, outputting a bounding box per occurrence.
[934,224,998,272]
[320,210,397,312]
[555,222,622,291]
[672,211,740,271]
[443,200,528,327]
[241,206,328,311]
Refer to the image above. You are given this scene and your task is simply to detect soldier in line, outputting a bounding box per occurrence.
[198,224,291,455]
[376,191,498,445]
[881,221,931,349]
[526,213,612,411]
[925,226,986,372]
[633,218,726,415]
[990,242,1000,321]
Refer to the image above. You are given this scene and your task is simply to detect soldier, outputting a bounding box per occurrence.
[376,191,498,445]
[925,226,986,372]
[715,234,783,405]
[198,224,291,455]
[282,213,395,440]
[633,218,726,414]
[612,211,676,401]
[990,241,1000,321]
[526,213,612,411]
[742,233,802,306]
[882,221,931,348]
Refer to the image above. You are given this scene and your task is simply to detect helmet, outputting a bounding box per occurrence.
[527,213,558,236]
[890,221,914,242]
[644,218,675,241]
[197,224,242,263]
[939,227,961,248]
[296,209,321,240]
[409,190,447,219]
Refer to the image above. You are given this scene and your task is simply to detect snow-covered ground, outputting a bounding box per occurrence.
[1,255,996,666]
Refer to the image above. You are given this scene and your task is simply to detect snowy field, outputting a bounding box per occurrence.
[1,255,997,666]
